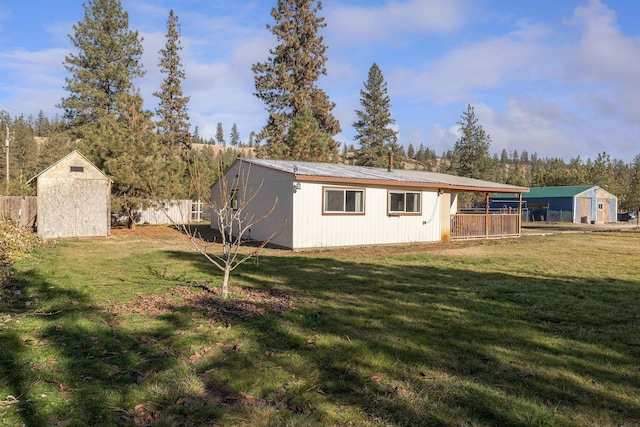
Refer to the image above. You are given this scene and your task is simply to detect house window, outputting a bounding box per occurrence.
[70,166,84,173]
[597,202,604,210]
[389,191,421,214]
[323,188,364,214]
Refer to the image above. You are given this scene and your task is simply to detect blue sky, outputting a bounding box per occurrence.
[1,0,640,163]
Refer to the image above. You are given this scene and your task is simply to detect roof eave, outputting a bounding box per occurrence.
[294,175,528,193]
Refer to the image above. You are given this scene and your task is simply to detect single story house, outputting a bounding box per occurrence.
[488,185,617,224]
[27,150,112,239]
[211,158,528,250]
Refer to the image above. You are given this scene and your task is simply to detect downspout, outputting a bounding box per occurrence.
[485,192,489,238]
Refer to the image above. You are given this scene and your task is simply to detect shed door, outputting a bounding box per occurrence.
[576,197,591,223]
[596,198,611,223]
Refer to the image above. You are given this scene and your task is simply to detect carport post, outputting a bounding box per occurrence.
[485,192,489,237]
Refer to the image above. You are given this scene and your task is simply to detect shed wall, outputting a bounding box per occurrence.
[35,152,111,239]
[37,177,110,238]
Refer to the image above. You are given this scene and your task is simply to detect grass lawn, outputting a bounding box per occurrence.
[1,227,639,426]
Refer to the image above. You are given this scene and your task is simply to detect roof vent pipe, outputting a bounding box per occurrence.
[388,151,394,172]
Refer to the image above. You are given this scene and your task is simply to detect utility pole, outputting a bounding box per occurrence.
[5,123,9,192]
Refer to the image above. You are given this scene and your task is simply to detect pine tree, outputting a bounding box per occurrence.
[38,132,75,171]
[230,123,240,147]
[629,154,640,214]
[154,9,191,154]
[85,92,182,228]
[216,122,226,146]
[353,63,399,168]
[34,111,51,137]
[451,104,494,180]
[285,106,332,162]
[9,116,39,191]
[407,143,415,159]
[252,0,340,159]
[60,0,144,127]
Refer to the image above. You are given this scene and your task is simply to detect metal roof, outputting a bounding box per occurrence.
[521,186,593,198]
[238,158,528,193]
[490,185,609,200]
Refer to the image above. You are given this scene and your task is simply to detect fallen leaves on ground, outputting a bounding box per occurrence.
[109,284,293,324]
[120,402,161,427]
[369,374,384,383]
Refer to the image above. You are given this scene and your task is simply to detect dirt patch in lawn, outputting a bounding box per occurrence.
[111,225,182,237]
[109,283,294,324]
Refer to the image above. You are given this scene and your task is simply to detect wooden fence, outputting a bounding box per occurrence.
[0,196,38,228]
[451,213,520,239]
[135,200,205,225]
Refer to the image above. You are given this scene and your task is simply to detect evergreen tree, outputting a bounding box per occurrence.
[629,154,640,214]
[588,152,614,190]
[60,0,144,127]
[285,107,332,162]
[505,166,528,187]
[353,63,399,167]
[252,0,340,159]
[83,92,181,228]
[416,143,426,163]
[451,104,494,180]
[500,149,508,167]
[37,132,75,171]
[216,122,226,146]
[154,9,191,154]
[407,143,415,159]
[34,111,52,137]
[8,116,38,192]
[230,123,241,147]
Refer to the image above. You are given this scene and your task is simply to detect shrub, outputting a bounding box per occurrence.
[0,219,43,285]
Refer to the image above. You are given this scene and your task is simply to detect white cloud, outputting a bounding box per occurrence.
[390,21,557,104]
[565,0,640,85]
[325,0,468,45]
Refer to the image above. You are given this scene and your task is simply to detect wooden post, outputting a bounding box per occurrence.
[5,124,9,192]
[518,192,523,235]
[485,192,489,237]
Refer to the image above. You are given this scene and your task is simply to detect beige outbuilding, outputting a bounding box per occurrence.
[27,150,112,239]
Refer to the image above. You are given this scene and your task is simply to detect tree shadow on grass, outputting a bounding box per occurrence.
[0,269,188,426]
[164,248,640,425]
[3,245,639,426]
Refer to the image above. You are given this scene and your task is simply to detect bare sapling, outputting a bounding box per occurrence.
[180,159,281,299]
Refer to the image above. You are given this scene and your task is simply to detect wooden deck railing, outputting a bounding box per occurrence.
[450,213,520,239]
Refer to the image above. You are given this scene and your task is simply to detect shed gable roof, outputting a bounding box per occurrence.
[238,158,528,193]
[26,150,112,185]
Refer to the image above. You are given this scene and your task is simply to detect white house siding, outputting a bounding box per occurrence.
[291,183,442,249]
[211,162,294,248]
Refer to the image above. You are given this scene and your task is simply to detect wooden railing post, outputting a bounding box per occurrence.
[485,193,489,238]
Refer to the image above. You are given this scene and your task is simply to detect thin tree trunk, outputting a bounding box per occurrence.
[221,265,230,299]
[127,209,137,230]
